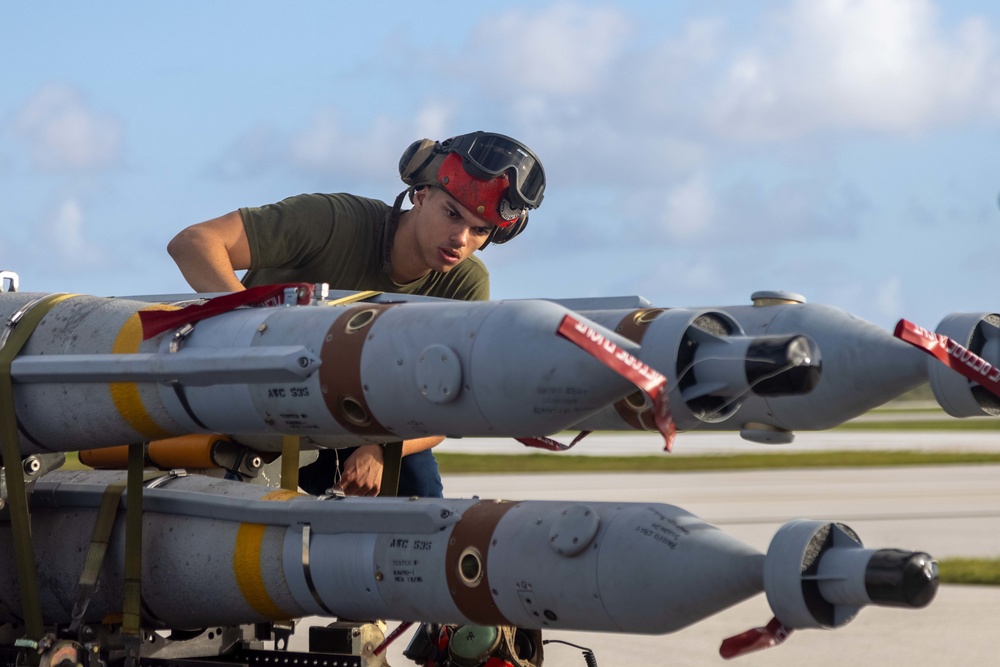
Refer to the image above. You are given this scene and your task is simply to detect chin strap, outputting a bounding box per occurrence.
[383,187,412,271]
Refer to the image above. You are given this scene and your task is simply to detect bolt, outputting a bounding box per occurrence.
[257,323,267,333]
[297,356,309,368]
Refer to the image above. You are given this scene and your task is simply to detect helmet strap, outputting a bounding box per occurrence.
[382,187,412,271]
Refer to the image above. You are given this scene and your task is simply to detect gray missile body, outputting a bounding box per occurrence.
[1,471,935,635]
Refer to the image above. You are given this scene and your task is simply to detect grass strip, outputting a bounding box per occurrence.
[835,420,1000,431]
[435,450,1000,474]
[938,558,1000,586]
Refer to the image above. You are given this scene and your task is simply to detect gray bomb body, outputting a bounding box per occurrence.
[7,472,934,636]
[1,293,646,454]
[9,471,764,634]
[573,301,930,440]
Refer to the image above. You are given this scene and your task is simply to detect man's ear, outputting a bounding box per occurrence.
[412,186,429,209]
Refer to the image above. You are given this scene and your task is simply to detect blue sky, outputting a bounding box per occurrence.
[3,0,1000,331]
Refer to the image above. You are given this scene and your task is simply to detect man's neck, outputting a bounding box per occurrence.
[389,210,431,285]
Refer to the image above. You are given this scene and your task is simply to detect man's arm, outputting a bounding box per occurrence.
[337,436,445,497]
[167,211,252,292]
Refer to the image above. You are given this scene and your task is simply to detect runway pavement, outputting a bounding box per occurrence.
[290,457,1000,666]
[435,428,1000,457]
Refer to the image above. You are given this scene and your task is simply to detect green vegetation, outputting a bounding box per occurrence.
[835,419,1000,431]
[938,558,1000,586]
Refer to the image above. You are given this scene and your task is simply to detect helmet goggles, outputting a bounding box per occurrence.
[441,131,545,210]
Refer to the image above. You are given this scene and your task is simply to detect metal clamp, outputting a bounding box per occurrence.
[0,271,18,293]
[168,323,196,354]
[301,524,336,616]
[145,469,188,489]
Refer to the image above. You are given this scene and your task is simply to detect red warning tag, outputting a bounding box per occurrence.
[139,283,314,340]
[555,314,676,451]
[894,319,1000,398]
[516,431,591,452]
[719,617,793,659]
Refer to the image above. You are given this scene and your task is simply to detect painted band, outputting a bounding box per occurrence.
[319,303,399,436]
[444,499,519,625]
[233,489,301,620]
[110,305,180,440]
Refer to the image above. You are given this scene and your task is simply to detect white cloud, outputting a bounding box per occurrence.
[471,2,633,96]
[13,85,124,170]
[47,198,107,265]
[412,103,455,142]
[710,0,1000,139]
[286,105,459,185]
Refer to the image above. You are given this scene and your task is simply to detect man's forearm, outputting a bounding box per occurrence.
[401,436,446,456]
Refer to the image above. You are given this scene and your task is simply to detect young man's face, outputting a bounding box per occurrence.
[411,187,494,273]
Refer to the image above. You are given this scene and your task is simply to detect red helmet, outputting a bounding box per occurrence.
[436,152,522,228]
[398,131,546,244]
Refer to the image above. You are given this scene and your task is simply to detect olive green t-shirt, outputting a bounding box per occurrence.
[239,193,489,301]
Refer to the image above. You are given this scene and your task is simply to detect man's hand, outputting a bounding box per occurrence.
[337,444,385,496]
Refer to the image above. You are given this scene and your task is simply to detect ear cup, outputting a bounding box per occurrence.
[398,139,438,184]
[487,211,528,245]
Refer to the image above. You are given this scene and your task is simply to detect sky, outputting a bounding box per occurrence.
[3,0,1000,332]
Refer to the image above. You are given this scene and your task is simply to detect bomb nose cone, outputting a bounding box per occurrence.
[865,549,939,609]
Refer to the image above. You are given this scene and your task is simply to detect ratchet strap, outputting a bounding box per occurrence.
[280,436,300,492]
[68,479,128,634]
[378,442,403,497]
[122,443,145,665]
[68,468,165,636]
[0,293,78,640]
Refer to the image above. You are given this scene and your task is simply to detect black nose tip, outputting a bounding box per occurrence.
[865,549,939,609]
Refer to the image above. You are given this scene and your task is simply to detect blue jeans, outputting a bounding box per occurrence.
[299,447,443,498]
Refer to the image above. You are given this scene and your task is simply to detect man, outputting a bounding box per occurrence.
[168,131,546,497]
